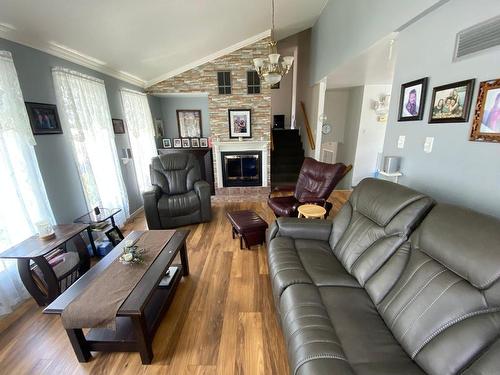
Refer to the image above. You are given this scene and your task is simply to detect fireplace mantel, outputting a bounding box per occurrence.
[212,140,270,188]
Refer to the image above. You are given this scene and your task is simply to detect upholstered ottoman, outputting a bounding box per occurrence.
[226,210,268,249]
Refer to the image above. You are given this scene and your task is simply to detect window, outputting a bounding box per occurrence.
[52,67,129,225]
[120,89,158,193]
[217,71,231,94]
[247,71,261,94]
[0,51,55,315]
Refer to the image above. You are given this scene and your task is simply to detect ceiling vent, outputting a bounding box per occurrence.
[454,15,500,61]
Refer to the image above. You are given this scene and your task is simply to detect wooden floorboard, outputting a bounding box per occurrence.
[0,191,350,375]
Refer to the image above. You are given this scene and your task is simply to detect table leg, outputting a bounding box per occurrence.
[18,257,59,306]
[86,227,97,257]
[66,329,91,362]
[132,315,153,364]
[298,212,303,218]
[110,217,124,240]
[180,243,190,276]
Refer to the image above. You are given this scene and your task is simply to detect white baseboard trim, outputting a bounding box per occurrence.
[128,206,144,221]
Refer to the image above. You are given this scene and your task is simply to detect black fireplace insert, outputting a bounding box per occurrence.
[221,151,262,187]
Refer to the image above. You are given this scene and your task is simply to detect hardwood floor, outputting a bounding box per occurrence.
[0,192,350,375]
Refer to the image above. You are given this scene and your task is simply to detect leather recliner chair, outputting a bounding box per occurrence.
[143,153,211,229]
[267,158,352,218]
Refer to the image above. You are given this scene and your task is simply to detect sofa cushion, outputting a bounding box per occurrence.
[294,239,360,288]
[158,191,200,217]
[319,286,424,375]
[268,195,300,217]
[267,236,313,308]
[280,284,352,375]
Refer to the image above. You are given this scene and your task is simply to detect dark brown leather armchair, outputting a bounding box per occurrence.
[267,158,351,218]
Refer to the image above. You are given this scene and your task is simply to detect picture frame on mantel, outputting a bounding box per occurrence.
[228,109,251,138]
[177,109,202,138]
[469,78,500,143]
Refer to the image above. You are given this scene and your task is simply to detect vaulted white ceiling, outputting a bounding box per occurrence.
[0,0,327,87]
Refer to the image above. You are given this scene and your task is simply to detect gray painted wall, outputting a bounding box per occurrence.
[323,89,349,144]
[382,0,500,218]
[310,0,448,83]
[336,86,364,189]
[159,96,210,138]
[0,37,157,223]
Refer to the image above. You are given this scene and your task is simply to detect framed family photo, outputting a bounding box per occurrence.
[173,138,182,148]
[397,78,428,121]
[176,109,202,138]
[428,79,475,123]
[162,138,172,148]
[470,79,500,143]
[112,118,126,134]
[200,138,208,148]
[181,138,191,148]
[191,138,200,148]
[228,109,251,138]
[25,102,63,135]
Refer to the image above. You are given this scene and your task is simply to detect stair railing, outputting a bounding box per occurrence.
[300,101,315,151]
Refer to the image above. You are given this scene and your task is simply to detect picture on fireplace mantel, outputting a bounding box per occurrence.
[228,109,251,138]
[177,109,202,138]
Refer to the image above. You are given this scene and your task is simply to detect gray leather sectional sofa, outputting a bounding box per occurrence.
[267,178,500,375]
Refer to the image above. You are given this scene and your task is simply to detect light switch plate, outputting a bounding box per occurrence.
[397,135,405,149]
[424,137,434,153]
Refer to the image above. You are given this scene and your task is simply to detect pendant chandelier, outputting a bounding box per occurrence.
[252,0,294,85]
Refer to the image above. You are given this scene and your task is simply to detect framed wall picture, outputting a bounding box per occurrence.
[397,78,428,121]
[470,79,500,143]
[191,138,200,147]
[200,138,208,148]
[112,118,126,134]
[228,109,251,138]
[154,119,164,138]
[181,138,191,148]
[176,109,202,138]
[428,79,475,123]
[173,138,182,148]
[162,138,172,148]
[25,102,63,135]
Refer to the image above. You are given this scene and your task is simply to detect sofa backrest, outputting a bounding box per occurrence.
[329,178,434,286]
[372,204,500,374]
[150,153,201,195]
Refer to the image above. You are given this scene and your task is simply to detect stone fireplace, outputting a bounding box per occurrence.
[147,37,272,197]
[221,151,262,187]
[212,140,269,192]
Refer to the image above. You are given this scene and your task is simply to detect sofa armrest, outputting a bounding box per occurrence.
[194,180,212,222]
[143,185,162,229]
[267,217,333,243]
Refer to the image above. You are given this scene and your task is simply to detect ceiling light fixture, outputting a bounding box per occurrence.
[252,0,294,85]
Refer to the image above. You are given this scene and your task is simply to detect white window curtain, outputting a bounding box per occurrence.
[52,68,129,225]
[0,51,55,316]
[120,89,157,194]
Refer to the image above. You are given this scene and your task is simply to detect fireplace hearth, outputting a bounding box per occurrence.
[221,151,262,187]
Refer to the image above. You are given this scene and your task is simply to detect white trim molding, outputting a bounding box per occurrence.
[212,140,270,188]
[146,30,271,87]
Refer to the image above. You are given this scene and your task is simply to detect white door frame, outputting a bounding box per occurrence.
[314,77,327,160]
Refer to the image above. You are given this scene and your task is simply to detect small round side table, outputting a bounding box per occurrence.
[297,204,327,219]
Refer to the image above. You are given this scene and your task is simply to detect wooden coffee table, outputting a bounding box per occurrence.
[297,204,327,219]
[44,230,190,364]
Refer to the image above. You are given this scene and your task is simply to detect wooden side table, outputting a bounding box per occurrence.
[0,224,90,306]
[297,204,327,219]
